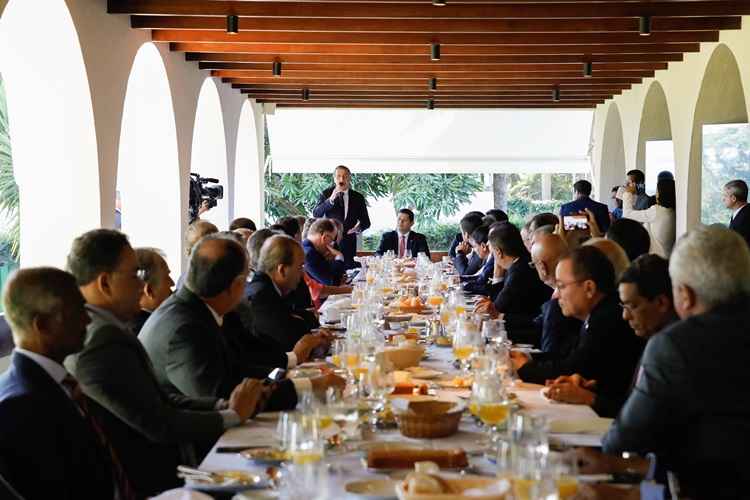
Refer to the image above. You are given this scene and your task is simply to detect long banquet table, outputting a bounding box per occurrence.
[200,342,606,498]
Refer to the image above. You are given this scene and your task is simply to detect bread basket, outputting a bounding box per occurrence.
[394,400,464,438]
[381,346,425,369]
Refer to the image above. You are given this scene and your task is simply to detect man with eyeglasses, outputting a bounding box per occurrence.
[65,229,266,498]
[303,218,347,286]
[545,254,677,417]
[512,246,645,418]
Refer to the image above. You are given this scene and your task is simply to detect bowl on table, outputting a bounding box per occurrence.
[381,346,425,369]
[392,400,465,439]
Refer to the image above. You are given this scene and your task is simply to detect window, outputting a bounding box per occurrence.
[0,75,20,308]
[645,140,675,196]
[702,123,750,225]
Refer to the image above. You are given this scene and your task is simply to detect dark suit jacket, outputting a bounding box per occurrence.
[232,300,291,369]
[518,294,644,416]
[66,307,223,497]
[455,251,483,277]
[0,352,116,500]
[489,255,552,321]
[376,230,431,259]
[313,187,371,266]
[130,309,151,335]
[448,233,462,259]
[245,271,317,353]
[603,300,750,499]
[463,255,495,296]
[729,204,750,249]
[139,287,297,411]
[560,196,611,233]
[537,298,582,356]
[303,238,346,286]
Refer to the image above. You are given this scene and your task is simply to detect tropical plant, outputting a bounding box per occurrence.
[0,75,20,261]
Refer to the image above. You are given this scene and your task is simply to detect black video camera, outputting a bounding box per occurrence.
[189,173,224,221]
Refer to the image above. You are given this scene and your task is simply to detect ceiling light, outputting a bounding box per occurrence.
[429,77,437,91]
[226,15,239,35]
[583,62,593,78]
[430,43,441,61]
[433,0,447,6]
[553,87,561,102]
[302,88,310,101]
[427,99,435,110]
[272,61,282,77]
[639,16,652,36]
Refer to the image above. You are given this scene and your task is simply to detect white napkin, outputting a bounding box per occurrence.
[463,478,511,497]
[149,488,213,500]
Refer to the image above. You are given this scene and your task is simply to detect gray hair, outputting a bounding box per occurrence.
[134,247,167,287]
[258,235,301,274]
[3,267,80,334]
[669,225,750,308]
[247,228,279,271]
[724,179,748,203]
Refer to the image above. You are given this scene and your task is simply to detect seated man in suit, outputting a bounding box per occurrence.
[247,235,330,355]
[376,208,431,259]
[546,254,677,417]
[131,247,174,334]
[723,179,750,248]
[453,214,485,276]
[475,222,552,331]
[176,219,218,289]
[512,232,582,354]
[603,226,750,498]
[0,268,118,500]
[448,211,484,259]
[560,179,611,234]
[140,233,344,409]
[65,229,265,498]
[462,224,494,295]
[512,246,645,418]
[303,218,346,286]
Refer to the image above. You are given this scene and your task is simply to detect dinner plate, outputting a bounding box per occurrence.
[184,470,268,493]
[404,367,443,379]
[240,447,288,466]
[344,479,398,500]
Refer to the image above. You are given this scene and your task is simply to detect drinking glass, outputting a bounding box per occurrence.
[331,339,345,369]
[482,319,507,345]
[476,376,511,447]
[453,319,482,371]
[288,415,324,466]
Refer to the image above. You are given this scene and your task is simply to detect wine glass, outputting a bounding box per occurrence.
[288,416,324,466]
[482,318,507,345]
[358,362,394,431]
[476,375,511,447]
[453,319,482,371]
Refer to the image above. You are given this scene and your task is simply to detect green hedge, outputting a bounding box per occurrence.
[506,199,565,228]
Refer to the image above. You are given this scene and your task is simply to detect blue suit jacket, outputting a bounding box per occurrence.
[375,230,431,259]
[0,352,115,500]
[560,196,611,233]
[463,255,495,296]
[302,239,346,286]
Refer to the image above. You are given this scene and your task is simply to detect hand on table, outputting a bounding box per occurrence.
[510,351,530,370]
[228,378,267,421]
[310,372,346,398]
[546,374,597,390]
[474,298,499,319]
[293,334,323,363]
[545,381,596,406]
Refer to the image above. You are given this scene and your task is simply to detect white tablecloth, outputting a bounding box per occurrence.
[199,344,605,497]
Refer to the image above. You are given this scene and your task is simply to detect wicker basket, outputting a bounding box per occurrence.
[395,401,463,438]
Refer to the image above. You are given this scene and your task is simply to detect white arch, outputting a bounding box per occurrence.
[0,0,100,267]
[597,103,627,202]
[117,43,181,277]
[191,79,230,229]
[233,100,264,225]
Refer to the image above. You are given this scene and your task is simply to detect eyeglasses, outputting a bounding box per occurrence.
[555,279,585,291]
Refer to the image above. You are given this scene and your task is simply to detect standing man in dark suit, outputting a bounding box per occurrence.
[313,165,371,267]
[603,226,750,498]
[0,268,118,500]
[376,208,431,259]
[512,246,645,417]
[560,179,611,233]
[65,229,264,498]
[723,179,750,248]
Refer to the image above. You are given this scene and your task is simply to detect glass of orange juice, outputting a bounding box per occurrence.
[453,319,482,371]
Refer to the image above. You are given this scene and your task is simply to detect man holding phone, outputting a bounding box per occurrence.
[560,180,611,233]
[313,165,371,267]
[625,169,652,210]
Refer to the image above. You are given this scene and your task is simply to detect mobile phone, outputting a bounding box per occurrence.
[263,368,287,386]
[563,215,589,231]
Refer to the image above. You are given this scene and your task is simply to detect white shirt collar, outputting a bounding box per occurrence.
[14,348,69,385]
[397,230,411,239]
[204,303,224,327]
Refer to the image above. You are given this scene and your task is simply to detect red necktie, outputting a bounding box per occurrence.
[399,235,406,258]
[62,375,136,500]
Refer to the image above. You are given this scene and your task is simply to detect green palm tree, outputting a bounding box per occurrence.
[0,75,20,261]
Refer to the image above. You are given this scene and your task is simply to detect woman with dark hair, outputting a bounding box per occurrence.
[622,178,676,258]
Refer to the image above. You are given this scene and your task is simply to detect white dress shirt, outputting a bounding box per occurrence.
[622,191,676,258]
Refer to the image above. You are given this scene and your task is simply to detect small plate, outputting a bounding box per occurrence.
[404,367,443,379]
[345,479,398,500]
[240,447,289,466]
[184,470,267,493]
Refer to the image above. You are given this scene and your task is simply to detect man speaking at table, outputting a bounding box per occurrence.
[313,165,370,267]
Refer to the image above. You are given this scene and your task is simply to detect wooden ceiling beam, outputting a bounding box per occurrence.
[110,0,750,19]
[239,89,619,96]
[211,70,652,80]
[273,103,598,109]
[230,83,631,91]
[198,62,656,77]
[181,44,699,58]
[248,96,606,104]
[214,72,643,84]
[154,30,719,45]
[135,16,741,33]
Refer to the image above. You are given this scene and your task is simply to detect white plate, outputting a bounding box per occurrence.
[345,479,398,500]
[184,471,267,493]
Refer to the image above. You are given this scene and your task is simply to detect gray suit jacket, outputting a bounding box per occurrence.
[65,306,224,497]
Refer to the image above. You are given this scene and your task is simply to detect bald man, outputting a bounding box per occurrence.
[529,233,583,356]
[0,268,117,500]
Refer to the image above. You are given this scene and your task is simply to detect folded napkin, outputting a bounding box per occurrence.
[549,417,613,434]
